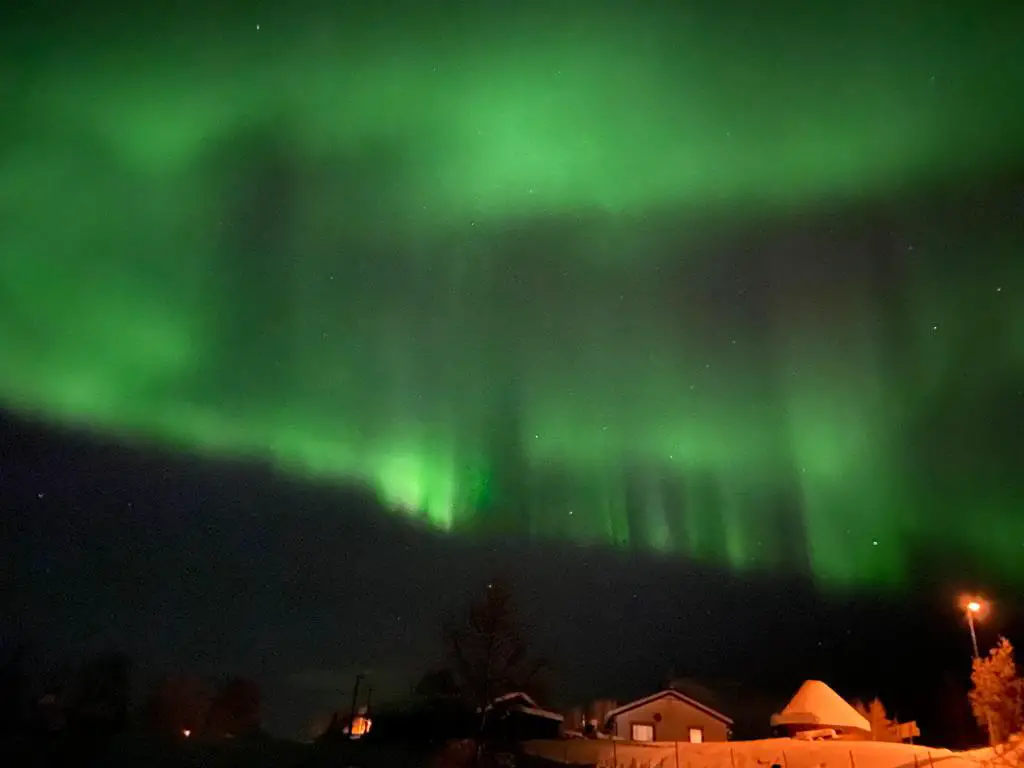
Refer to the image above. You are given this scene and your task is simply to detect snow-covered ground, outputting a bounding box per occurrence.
[958,737,1024,766]
[522,737,1015,768]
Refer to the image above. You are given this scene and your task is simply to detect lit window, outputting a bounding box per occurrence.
[632,724,655,742]
[689,727,704,743]
[350,715,372,737]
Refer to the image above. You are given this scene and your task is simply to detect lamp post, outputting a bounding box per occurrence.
[964,598,984,660]
[966,602,983,663]
[349,672,364,736]
[961,596,993,744]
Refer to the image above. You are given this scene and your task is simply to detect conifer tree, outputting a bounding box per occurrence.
[969,637,1024,745]
[868,698,896,741]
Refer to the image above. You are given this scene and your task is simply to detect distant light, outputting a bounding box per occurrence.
[968,601,982,614]
[183,729,191,738]
[350,715,372,738]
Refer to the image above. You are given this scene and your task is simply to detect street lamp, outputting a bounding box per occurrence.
[961,596,986,659]
[961,595,994,744]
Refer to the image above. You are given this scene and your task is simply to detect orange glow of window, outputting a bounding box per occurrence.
[350,716,372,737]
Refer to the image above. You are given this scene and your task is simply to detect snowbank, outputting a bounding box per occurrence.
[523,737,989,768]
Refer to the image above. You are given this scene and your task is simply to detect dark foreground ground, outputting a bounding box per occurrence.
[5,733,580,768]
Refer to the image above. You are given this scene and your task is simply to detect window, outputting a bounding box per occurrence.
[689,727,704,743]
[631,723,655,742]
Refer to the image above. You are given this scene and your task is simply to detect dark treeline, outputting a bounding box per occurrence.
[0,579,561,768]
[0,642,279,767]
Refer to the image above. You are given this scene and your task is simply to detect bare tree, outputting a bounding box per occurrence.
[443,580,549,751]
[415,668,462,700]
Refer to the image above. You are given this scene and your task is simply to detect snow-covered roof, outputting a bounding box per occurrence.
[490,691,540,709]
[770,680,870,733]
[605,689,733,726]
[486,691,564,721]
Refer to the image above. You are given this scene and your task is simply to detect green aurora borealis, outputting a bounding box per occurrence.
[2,0,1023,588]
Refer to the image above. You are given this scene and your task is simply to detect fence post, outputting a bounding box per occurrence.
[675,741,680,768]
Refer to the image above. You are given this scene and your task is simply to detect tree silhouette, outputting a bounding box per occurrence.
[867,698,898,742]
[854,696,909,742]
[443,579,550,749]
[70,651,132,734]
[207,677,262,738]
[0,645,31,740]
[144,675,212,738]
[969,637,1024,745]
[415,668,463,700]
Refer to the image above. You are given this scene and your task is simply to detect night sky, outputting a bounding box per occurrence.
[2,0,1023,743]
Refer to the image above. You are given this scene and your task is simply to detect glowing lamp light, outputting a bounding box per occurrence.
[959,594,989,659]
[960,595,987,616]
[182,729,191,738]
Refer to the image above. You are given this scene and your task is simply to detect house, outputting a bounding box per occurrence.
[604,689,733,743]
[770,680,870,738]
[485,692,564,742]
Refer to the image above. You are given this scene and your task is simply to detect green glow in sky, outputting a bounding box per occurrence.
[2,0,1023,588]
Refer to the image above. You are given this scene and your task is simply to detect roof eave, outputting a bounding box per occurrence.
[604,689,733,726]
